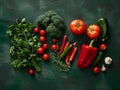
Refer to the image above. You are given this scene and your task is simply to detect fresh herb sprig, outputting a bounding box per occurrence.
[50,52,70,72]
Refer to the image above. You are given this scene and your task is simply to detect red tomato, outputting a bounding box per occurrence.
[28,69,35,75]
[38,47,44,54]
[52,38,58,43]
[40,29,46,36]
[39,36,46,42]
[34,27,39,33]
[42,53,49,61]
[93,66,100,74]
[42,43,48,50]
[86,24,100,39]
[100,43,107,51]
[70,19,86,35]
[51,44,58,51]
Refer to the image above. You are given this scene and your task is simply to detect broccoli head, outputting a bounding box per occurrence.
[36,10,66,38]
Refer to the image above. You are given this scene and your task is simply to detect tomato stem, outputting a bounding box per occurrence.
[77,23,81,28]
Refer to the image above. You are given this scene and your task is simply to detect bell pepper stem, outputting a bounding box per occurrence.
[89,40,95,47]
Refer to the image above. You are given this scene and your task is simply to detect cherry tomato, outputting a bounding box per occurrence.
[42,43,48,50]
[42,53,49,61]
[100,43,107,51]
[40,29,46,36]
[28,69,35,75]
[52,38,58,43]
[70,19,86,35]
[38,47,44,54]
[34,27,39,33]
[51,44,58,51]
[39,36,46,42]
[86,24,100,39]
[93,66,100,74]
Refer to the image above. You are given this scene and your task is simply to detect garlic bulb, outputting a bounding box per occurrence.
[104,57,112,65]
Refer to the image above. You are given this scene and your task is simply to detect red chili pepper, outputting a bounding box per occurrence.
[77,40,98,68]
[59,35,68,55]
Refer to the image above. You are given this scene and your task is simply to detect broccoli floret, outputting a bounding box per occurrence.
[36,15,46,24]
[57,22,66,30]
[44,10,57,17]
[46,23,58,33]
[46,23,62,38]
[51,15,63,22]
[42,16,51,27]
[51,15,66,30]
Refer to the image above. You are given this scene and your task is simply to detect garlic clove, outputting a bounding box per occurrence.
[101,64,107,72]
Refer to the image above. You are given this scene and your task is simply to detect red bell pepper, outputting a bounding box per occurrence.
[77,40,98,68]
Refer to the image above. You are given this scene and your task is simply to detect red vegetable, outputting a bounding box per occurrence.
[39,36,46,42]
[34,27,39,33]
[69,47,77,62]
[28,69,35,75]
[38,47,44,54]
[59,35,68,54]
[100,43,107,51]
[93,66,100,74]
[52,38,58,43]
[42,43,48,50]
[70,19,86,35]
[77,40,98,68]
[63,42,70,51]
[73,41,77,47]
[51,44,58,51]
[40,29,46,36]
[65,41,77,65]
[65,53,70,65]
[86,24,100,39]
[42,53,49,61]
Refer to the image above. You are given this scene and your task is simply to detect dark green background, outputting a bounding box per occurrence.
[0,0,120,90]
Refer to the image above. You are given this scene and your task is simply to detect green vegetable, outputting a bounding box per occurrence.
[46,23,62,38]
[50,52,70,72]
[7,18,41,72]
[93,51,103,65]
[97,18,109,42]
[36,10,66,38]
[60,44,73,60]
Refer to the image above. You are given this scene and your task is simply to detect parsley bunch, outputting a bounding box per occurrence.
[7,18,41,72]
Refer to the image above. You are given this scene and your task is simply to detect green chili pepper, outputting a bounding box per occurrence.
[93,51,103,65]
[97,18,109,42]
[60,44,73,60]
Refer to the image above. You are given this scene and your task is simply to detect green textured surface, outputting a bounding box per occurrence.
[0,0,120,90]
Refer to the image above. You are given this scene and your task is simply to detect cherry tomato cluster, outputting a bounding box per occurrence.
[34,27,59,63]
[34,27,49,61]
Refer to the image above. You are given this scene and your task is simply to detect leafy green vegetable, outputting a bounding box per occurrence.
[7,18,41,72]
[36,10,66,38]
